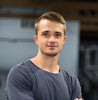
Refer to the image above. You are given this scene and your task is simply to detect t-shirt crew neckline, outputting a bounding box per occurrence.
[29,59,62,76]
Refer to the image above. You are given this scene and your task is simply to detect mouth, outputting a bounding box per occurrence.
[47,45,57,48]
[48,46,56,47]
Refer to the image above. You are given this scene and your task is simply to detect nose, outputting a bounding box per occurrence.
[49,36,55,43]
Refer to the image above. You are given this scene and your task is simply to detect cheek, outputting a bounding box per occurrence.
[58,41,65,48]
[58,39,64,44]
[61,38,66,45]
[38,39,46,45]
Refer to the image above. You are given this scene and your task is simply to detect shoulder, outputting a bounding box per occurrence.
[8,60,30,77]
[62,70,77,81]
[8,60,37,76]
[7,59,40,83]
[6,60,35,96]
[61,70,81,88]
[7,60,35,86]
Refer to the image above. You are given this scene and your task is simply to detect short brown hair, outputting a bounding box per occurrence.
[35,11,66,35]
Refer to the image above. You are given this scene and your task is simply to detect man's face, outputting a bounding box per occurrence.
[34,19,66,57]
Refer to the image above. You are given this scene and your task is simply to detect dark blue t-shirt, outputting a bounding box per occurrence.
[5,60,82,100]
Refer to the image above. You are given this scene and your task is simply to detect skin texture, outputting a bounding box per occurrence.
[34,19,66,57]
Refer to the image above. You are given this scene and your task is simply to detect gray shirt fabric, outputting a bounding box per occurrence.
[5,60,82,100]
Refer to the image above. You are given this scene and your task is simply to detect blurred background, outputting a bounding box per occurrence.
[0,0,98,100]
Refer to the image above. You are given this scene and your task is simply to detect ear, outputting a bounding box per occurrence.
[34,35,38,45]
[62,36,66,45]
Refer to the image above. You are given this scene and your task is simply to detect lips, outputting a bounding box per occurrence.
[48,45,57,48]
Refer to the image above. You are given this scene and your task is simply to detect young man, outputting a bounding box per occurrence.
[5,11,82,100]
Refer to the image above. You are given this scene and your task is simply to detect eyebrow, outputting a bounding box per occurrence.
[55,31,62,34]
[42,31,49,33]
[41,31,63,35]
[55,32,63,36]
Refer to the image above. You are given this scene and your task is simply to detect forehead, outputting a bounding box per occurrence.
[38,19,65,31]
[39,19,62,25]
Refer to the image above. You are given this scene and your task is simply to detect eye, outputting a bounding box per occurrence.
[42,31,49,37]
[55,33,61,37]
[43,33,48,36]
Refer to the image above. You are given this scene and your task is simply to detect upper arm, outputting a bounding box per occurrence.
[5,66,35,100]
[71,76,82,100]
[62,70,82,100]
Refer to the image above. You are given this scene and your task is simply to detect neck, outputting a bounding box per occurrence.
[30,52,60,74]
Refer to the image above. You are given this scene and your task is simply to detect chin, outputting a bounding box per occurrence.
[45,51,60,57]
[47,53,58,57]
[41,49,60,57]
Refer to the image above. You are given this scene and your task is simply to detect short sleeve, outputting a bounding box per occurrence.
[71,76,82,100]
[5,65,35,100]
